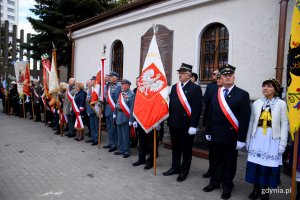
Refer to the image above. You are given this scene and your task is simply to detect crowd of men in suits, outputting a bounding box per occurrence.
[1,63,272,200]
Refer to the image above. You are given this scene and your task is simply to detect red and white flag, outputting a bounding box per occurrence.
[48,49,59,95]
[133,33,169,133]
[23,63,31,96]
[41,54,51,98]
[91,57,105,104]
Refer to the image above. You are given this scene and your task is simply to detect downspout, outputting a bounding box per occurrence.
[275,0,289,84]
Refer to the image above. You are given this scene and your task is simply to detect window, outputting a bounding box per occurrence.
[7,15,15,20]
[7,0,15,6]
[7,8,14,13]
[111,40,124,79]
[200,23,229,81]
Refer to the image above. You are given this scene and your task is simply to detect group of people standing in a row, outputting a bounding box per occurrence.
[0,62,289,200]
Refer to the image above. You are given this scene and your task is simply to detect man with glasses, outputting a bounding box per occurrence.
[163,63,202,182]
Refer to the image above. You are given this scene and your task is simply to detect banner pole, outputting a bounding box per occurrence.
[154,128,157,176]
[291,130,299,200]
[98,103,102,149]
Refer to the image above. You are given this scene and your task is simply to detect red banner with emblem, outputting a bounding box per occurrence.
[133,34,169,133]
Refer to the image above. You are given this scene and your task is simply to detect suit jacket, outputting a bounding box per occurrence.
[168,80,202,129]
[33,85,42,104]
[246,98,289,147]
[72,89,87,116]
[104,82,121,117]
[207,85,251,145]
[115,89,135,125]
[63,85,76,115]
[202,81,218,127]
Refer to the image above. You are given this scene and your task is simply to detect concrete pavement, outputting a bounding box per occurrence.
[0,111,291,200]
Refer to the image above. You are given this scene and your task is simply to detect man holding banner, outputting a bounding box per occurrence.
[163,63,202,182]
[203,64,250,199]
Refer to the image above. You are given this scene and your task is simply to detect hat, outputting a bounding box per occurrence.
[90,76,96,80]
[177,63,193,72]
[262,78,281,94]
[220,64,236,75]
[109,71,119,77]
[121,79,131,85]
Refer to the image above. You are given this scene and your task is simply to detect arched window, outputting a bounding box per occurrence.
[200,23,229,81]
[111,40,124,79]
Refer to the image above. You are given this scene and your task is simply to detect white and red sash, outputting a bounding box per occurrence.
[217,88,239,132]
[176,82,191,118]
[67,90,84,130]
[34,90,39,98]
[107,87,116,112]
[118,93,130,118]
[58,109,68,125]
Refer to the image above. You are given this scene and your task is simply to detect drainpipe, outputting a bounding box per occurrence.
[275,0,289,84]
[67,29,75,78]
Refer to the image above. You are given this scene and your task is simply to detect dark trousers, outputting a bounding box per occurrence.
[210,142,238,192]
[169,127,195,175]
[137,126,158,165]
[207,141,213,173]
[34,104,41,120]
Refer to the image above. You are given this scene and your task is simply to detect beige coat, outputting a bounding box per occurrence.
[246,98,289,147]
[63,85,76,115]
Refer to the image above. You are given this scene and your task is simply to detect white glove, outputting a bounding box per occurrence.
[155,124,161,131]
[279,145,285,154]
[70,107,72,111]
[25,96,30,103]
[133,121,138,128]
[236,141,245,150]
[113,114,116,119]
[205,135,211,141]
[188,127,197,135]
[129,122,132,126]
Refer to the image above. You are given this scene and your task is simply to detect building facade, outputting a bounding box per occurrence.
[67,0,294,100]
[0,0,19,30]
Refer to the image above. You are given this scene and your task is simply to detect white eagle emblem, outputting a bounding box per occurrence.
[138,69,164,96]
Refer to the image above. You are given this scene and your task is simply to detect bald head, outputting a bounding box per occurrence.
[68,78,76,86]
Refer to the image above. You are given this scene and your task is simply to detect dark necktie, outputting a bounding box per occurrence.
[224,89,229,98]
[181,83,184,88]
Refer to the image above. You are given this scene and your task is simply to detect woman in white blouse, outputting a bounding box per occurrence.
[245,78,288,200]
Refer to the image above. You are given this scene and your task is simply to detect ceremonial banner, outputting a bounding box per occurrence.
[41,54,51,98]
[23,63,31,96]
[14,61,28,97]
[48,49,59,94]
[133,33,169,133]
[287,0,300,140]
[91,57,105,104]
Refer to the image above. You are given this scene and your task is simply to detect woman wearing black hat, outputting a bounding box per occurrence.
[245,78,288,200]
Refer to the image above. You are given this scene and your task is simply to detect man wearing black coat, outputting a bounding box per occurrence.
[163,63,202,182]
[203,64,251,199]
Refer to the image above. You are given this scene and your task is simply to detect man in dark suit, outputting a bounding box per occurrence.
[163,63,202,182]
[203,64,251,199]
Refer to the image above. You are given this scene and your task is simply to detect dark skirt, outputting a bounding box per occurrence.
[245,161,280,188]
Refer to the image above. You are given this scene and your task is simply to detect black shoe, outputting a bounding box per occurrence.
[35,119,41,122]
[144,163,153,170]
[248,184,261,199]
[177,173,188,182]
[91,142,98,146]
[123,154,130,158]
[162,168,179,176]
[74,138,79,141]
[108,147,117,152]
[85,132,91,136]
[132,160,146,166]
[221,190,231,200]
[52,127,59,130]
[85,139,93,143]
[29,116,33,119]
[114,151,122,155]
[203,184,220,192]
[103,144,111,149]
[68,134,75,138]
[54,131,60,135]
[260,193,269,200]
[203,171,211,178]
[63,127,69,131]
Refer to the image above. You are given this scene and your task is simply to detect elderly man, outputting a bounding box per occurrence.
[64,78,77,137]
[203,64,250,199]
[32,79,42,122]
[163,63,203,182]
[103,72,121,152]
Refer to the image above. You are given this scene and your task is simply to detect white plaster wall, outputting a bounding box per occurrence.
[73,0,294,99]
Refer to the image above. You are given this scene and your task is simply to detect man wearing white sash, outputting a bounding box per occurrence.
[103,72,121,152]
[163,63,202,182]
[203,64,251,200]
[113,79,135,158]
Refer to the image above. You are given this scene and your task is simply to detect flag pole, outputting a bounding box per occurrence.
[31,93,35,121]
[22,96,25,118]
[154,128,157,176]
[98,103,102,149]
[291,131,299,200]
